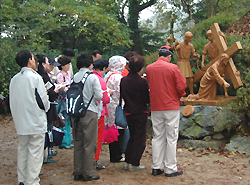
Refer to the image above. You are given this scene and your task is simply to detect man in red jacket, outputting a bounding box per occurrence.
[146,46,186,177]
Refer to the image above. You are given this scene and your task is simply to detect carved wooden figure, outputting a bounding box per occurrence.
[201,30,225,69]
[175,31,200,95]
[187,53,236,101]
[193,23,243,89]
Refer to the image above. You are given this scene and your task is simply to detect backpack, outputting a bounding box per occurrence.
[66,71,94,118]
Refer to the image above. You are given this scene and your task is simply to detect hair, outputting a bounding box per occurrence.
[185,31,193,38]
[127,53,145,73]
[92,50,103,57]
[93,59,109,71]
[159,47,173,57]
[62,48,75,57]
[36,54,47,72]
[124,51,138,62]
[76,52,93,69]
[15,50,32,67]
[58,56,71,70]
[206,30,212,37]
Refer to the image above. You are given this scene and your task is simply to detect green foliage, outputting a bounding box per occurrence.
[1,0,132,52]
[0,39,20,114]
[232,69,250,115]
[195,11,238,33]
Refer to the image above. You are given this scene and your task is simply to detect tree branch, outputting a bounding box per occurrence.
[138,0,155,12]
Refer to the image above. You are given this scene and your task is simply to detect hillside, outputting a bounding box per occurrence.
[226,11,250,39]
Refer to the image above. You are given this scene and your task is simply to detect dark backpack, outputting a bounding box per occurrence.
[66,71,94,118]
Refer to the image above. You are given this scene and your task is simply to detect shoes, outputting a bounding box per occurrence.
[110,156,125,163]
[49,148,57,156]
[128,164,145,171]
[83,175,100,181]
[152,169,164,176]
[43,159,55,164]
[59,144,73,149]
[74,174,100,181]
[96,161,105,170]
[119,156,125,162]
[74,175,83,181]
[19,183,24,185]
[165,169,183,177]
[123,162,129,170]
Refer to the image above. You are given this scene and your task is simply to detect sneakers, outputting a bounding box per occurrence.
[128,164,145,171]
[48,148,57,156]
[119,156,125,162]
[123,162,129,170]
[165,169,183,177]
[96,161,105,170]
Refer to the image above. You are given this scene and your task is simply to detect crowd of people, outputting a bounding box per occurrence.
[9,46,186,185]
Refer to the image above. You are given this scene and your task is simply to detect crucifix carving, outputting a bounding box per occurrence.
[193,23,243,89]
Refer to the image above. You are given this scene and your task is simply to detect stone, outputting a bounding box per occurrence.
[203,136,212,141]
[224,135,250,155]
[178,139,227,149]
[212,133,224,140]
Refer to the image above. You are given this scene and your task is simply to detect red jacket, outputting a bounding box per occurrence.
[146,57,186,111]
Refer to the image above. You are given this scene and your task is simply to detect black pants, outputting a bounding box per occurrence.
[109,129,125,162]
[125,113,148,166]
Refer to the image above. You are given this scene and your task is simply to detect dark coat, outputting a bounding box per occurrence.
[120,73,150,114]
[37,66,58,123]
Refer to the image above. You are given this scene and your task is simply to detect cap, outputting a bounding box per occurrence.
[159,46,173,56]
[93,59,109,69]
[47,56,61,67]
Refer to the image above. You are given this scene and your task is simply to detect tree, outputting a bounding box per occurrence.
[0,0,132,52]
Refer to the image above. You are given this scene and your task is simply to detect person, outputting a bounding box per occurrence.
[175,31,200,94]
[49,48,75,82]
[92,50,103,62]
[9,50,50,185]
[104,56,127,163]
[72,52,103,182]
[187,53,236,101]
[92,59,112,170]
[146,46,186,177]
[56,56,74,149]
[201,30,227,70]
[120,52,150,171]
[36,54,63,161]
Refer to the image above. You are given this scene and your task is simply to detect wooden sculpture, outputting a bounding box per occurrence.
[175,31,200,95]
[187,53,241,101]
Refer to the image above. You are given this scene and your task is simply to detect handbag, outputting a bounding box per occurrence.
[53,113,66,128]
[115,95,128,128]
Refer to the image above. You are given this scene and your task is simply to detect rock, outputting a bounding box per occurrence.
[179,105,243,139]
[203,136,212,141]
[212,133,224,140]
[224,135,250,155]
[178,139,227,149]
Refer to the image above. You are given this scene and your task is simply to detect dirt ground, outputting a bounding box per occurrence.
[1,115,250,185]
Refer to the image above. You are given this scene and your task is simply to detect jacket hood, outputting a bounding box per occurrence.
[108,56,127,74]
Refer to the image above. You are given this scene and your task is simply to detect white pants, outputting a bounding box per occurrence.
[17,134,45,185]
[151,110,180,174]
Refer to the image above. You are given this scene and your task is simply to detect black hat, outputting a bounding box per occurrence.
[47,56,61,67]
[93,59,109,70]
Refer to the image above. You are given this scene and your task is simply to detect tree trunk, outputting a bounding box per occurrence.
[128,0,140,53]
[128,0,156,54]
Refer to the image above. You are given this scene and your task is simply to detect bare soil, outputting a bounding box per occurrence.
[1,115,250,185]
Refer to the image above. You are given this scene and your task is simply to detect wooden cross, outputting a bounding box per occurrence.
[193,23,243,89]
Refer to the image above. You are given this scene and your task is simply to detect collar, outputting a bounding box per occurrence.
[158,57,169,63]
[93,70,103,78]
[21,67,38,75]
